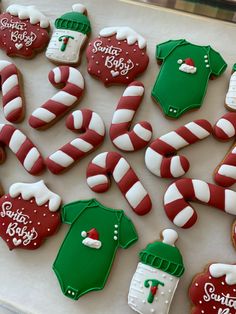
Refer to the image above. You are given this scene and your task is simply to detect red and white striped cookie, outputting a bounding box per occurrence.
[86,151,152,215]
[164,178,236,228]
[109,81,152,151]
[29,66,84,129]
[46,109,105,174]
[214,112,236,187]
[0,124,45,175]
[0,60,24,123]
[145,120,212,178]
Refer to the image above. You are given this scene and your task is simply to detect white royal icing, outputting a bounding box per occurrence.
[125,181,148,208]
[9,180,61,212]
[6,5,49,28]
[162,229,178,246]
[209,263,236,285]
[99,26,147,49]
[179,63,197,74]
[128,262,179,314]
[82,237,102,249]
[225,71,236,110]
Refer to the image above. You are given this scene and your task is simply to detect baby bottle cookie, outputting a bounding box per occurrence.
[128,229,185,314]
[46,4,91,65]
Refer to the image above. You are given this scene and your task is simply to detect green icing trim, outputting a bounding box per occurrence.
[55,12,91,34]
[144,279,164,303]
[233,63,236,72]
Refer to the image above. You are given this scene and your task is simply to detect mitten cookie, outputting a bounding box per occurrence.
[128,229,185,314]
[189,263,236,314]
[46,4,91,65]
[0,5,50,58]
[0,181,61,250]
[86,26,149,85]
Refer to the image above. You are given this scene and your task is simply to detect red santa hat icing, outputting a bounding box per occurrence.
[178,57,197,74]
[81,228,102,249]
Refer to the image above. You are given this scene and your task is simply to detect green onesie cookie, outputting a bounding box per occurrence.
[53,199,138,300]
[152,39,227,118]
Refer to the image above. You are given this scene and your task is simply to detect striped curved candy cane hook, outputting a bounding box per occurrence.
[109,81,152,151]
[0,124,45,175]
[213,112,236,187]
[164,178,236,228]
[0,60,24,123]
[29,66,84,129]
[46,109,105,174]
[86,151,152,215]
[145,120,212,178]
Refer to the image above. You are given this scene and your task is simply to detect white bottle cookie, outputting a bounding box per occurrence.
[128,229,185,314]
[225,63,236,110]
[46,4,91,65]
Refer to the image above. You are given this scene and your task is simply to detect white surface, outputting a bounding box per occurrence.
[0,0,236,314]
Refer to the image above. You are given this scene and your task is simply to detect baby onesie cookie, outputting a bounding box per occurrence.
[53,199,138,300]
[225,64,236,111]
[46,4,91,65]
[128,229,185,314]
[86,26,149,85]
[0,180,61,250]
[189,263,236,314]
[0,5,50,58]
[152,39,227,118]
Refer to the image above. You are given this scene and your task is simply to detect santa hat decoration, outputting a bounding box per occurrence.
[178,57,197,74]
[81,228,102,249]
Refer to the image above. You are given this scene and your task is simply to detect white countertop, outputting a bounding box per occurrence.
[0,0,236,313]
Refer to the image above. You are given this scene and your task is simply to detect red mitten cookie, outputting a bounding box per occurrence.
[86,26,149,85]
[189,263,236,314]
[0,180,61,250]
[0,4,50,58]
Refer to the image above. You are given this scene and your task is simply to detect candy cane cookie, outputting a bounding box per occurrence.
[213,112,236,187]
[29,66,84,129]
[164,178,236,228]
[86,151,152,215]
[0,124,44,175]
[46,109,105,174]
[110,81,152,151]
[0,60,24,123]
[145,119,212,178]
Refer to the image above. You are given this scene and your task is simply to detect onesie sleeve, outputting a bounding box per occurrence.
[156,39,185,61]
[119,214,138,249]
[62,199,94,224]
[209,47,227,76]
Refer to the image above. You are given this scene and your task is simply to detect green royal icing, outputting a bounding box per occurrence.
[144,279,165,303]
[58,35,75,51]
[55,11,91,34]
[151,39,227,119]
[53,199,138,300]
[233,63,236,72]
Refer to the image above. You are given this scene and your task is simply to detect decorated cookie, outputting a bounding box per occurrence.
[46,4,91,65]
[213,112,236,187]
[164,178,236,229]
[29,66,84,129]
[225,64,236,111]
[145,119,212,178]
[189,263,236,314]
[151,39,227,118]
[53,198,138,300]
[110,81,152,151]
[0,5,50,58]
[0,181,61,250]
[46,109,105,174]
[0,123,45,175]
[86,26,149,85]
[86,151,152,215]
[128,229,185,314]
[0,60,24,123]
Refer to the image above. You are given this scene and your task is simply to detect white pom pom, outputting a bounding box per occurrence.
[72,4,86,14]
[81,231,87,237]
[162,229,178,246]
